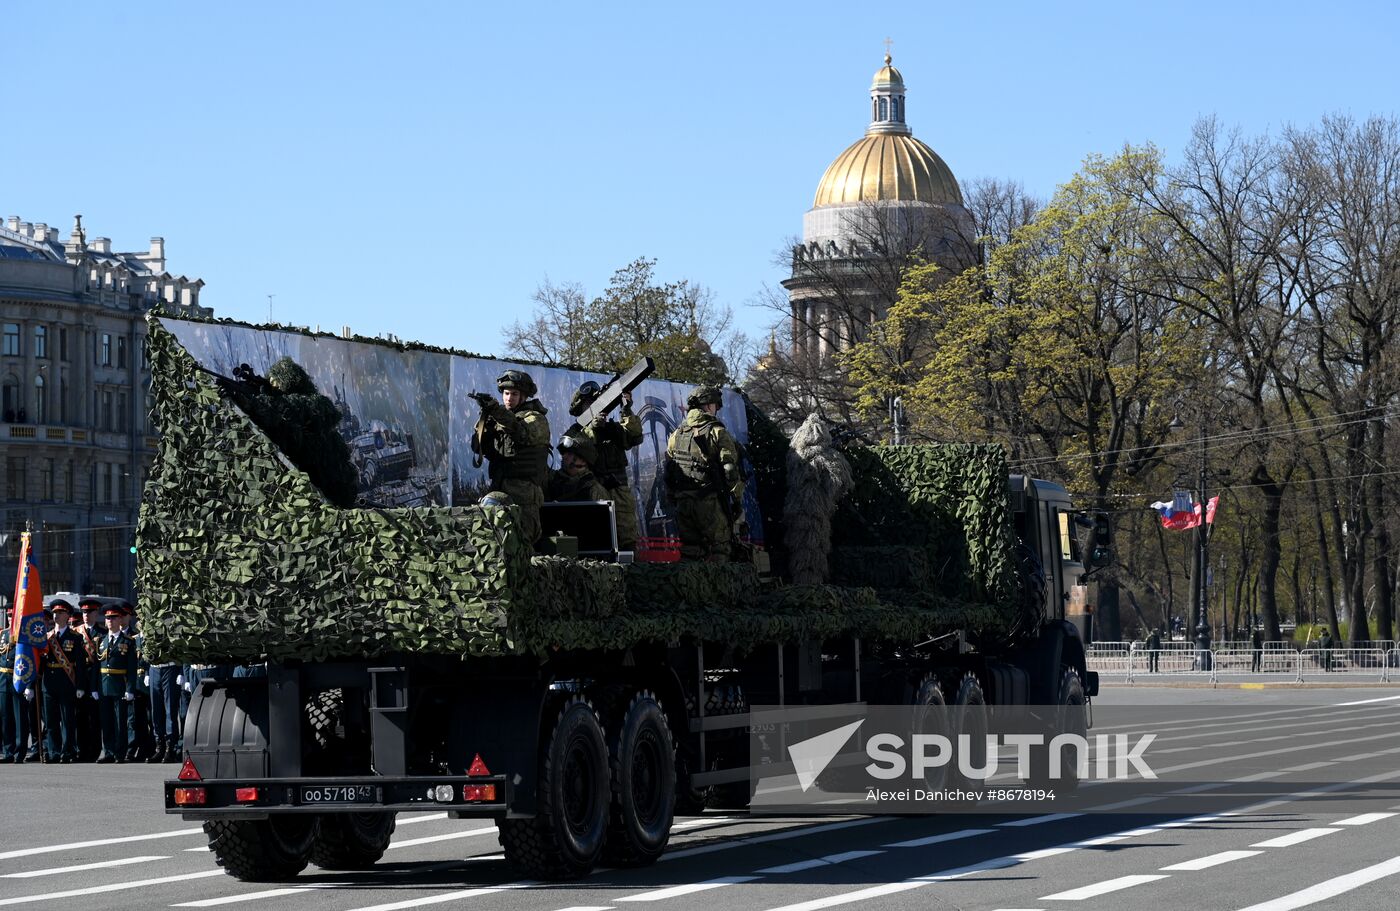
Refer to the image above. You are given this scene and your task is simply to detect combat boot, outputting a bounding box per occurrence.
[146,740,166,763]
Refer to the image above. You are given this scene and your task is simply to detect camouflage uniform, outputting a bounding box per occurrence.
[569,383,645,551]
[665,386,744,562]
[472,370,551,546]
[548,435,612,503]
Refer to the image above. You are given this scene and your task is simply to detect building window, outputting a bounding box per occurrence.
[878,97,887,120]
[5,457,25,501]
[45,525,73,593]
[101,333,112,366]
[117,391,128,432]
[58,328,69,362]
[117,336,127,369]
[59,376,68,424]
[1,375,18,422]
[62,461,73,502]
[34,325,47,359]
[141,336,150,371]
[102,389,113,431]
[40,458,54,501]
[33,374,45,424]
[110,463,124,505]
[94,528,122,573]
[2,323,19,357]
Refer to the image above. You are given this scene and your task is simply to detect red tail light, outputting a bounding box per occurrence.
[462,784,497,802]
[234,787,260,803]
[467,754,491,777]
[173,787,207,806]
[177,759,202,781]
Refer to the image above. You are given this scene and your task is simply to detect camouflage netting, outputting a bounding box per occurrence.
[138,318,1021,664]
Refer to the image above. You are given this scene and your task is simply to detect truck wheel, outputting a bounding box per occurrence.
[204,817,317,881]
[950,673,988,792]
[603,690,675,867]
[1028,668,1087,795]
[308,813,396,869]
[911,674,952,792]
[499,696,610,880]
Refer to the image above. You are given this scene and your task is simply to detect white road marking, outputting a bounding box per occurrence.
[1279,761,1333,773]
[757,850,885,875]
[617,875,760,901]
[387,827,497,849]
[1040,873,1170,900]
[343,881,536,911]
[552,907,615,911]
[1335,694,1400,706]
[0,828,203,861]
[998,813,1082,828]
[671,816,738,830]
[0,870,225,907]
[1159,850,1263,871]
[1335,812,1397,826]
[184,847,210,852]
[1013,848,1076,861]
[882,827,995,848]
[2,855,168,878]
[1232,855,1400,911]
[172,887,309,907]
[662,817,889,862]
[1250,827,1342,848]
[394,813,449,827]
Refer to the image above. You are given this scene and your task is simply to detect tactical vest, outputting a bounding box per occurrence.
[483,402,550,486]
[579,421,629,488]
[666,419,718,495]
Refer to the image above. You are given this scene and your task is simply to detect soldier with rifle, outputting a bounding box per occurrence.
[664,385,744,563]
[469,370,552,547]
[565,358,653,551]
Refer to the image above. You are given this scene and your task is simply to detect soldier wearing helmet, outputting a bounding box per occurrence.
[469,369,552,546]
[548,434,610,503]
[567,381,644,550]
[664,385,744,562]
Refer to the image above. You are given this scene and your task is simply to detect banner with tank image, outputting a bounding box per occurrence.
[164,318,762,554]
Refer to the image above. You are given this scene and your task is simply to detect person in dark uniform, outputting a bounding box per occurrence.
[127,603,154,762]
[41,597,86,763]
[547,435,611,503]
[0,606,33,763]
[147,645,182,763]
[75,596,107,761]
[469,370,552,547]
[95,602,138,763]
[567,383,645,550]
[1145,627,1162,673]
[664,385,744,562]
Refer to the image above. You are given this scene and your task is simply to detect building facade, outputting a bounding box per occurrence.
[0,214,210,601]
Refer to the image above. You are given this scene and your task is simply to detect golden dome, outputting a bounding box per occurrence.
[813,132,963,207]
[871,54,904,88]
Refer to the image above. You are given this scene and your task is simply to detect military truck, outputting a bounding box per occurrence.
[143,315,1107,882]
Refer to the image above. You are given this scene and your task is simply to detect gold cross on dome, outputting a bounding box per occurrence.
[883,37,893,59]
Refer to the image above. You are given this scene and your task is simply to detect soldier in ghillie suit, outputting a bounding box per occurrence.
[470,370,551,547]
[548,435,610,503]
[567,382,644,550]
[664,385,744,562]
[232,357,359,507]
[783,413,852,585]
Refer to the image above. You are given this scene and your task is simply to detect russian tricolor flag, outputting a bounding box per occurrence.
[1151,492,1219,530]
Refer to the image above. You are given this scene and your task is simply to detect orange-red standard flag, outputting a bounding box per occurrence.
[10,531,46,693]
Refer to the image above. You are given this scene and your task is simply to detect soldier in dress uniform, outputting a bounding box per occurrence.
[664,385,745,562]
[0,605,33,763]
[547,435,611,503]
[127,602,155,762]
[567,383,645,550]
[470,370,552,547]
[75,596,106,761]
[95,601,138,763]
[41,597,87,763]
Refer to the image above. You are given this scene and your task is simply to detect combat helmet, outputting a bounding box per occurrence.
[569,381,602,417]
[479,491,515,509]
[686,385,723,410]
[496,369,537,398]
[557,433,599,467]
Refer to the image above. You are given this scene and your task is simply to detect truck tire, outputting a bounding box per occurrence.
[1027,667,1086,795]
[499,696,610,880]
[950,673,988,792]
[603,690,675,867]
[204,817,317,882]
[911,674,952,792]
[308,813,396,869]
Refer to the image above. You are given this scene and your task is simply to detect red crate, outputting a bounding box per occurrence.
[636,536,682,563]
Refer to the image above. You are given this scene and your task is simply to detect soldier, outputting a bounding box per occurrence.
[568,383,644,550]
[469,370,551,547]
[0,605,33,763]
[548,435,611,503]
[95,602,138,763]
[147,645,182,763]
[664,385,745,563]
[127,603,155,762]
[41,598,86,763]
[75,596,106,761]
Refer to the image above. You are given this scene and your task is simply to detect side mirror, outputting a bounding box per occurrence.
[1086,514,1113,569]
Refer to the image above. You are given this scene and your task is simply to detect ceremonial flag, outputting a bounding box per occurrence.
[9,531,46,693]
[1150,492,1220,531]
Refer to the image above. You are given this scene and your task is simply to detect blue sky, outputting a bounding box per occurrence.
[5,1,1396,359]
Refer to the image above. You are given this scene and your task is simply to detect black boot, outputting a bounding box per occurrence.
[146,741,166,764]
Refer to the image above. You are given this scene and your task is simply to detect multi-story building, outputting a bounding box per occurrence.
[0,214,210,601]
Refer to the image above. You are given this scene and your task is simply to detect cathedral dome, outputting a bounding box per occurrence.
[812,53,962,207]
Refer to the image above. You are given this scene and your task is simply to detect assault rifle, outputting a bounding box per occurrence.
[572,357,655,428]
[194,362,276,398]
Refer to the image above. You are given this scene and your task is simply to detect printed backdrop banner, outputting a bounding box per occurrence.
[164,319,762,552]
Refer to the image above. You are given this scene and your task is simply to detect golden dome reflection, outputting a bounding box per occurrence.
[813,133,963,207]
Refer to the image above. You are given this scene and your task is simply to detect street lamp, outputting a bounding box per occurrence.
[1169,404,1213,669]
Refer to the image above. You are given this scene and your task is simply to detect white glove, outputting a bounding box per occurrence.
[23,688,34,701]
[91,691,100,700]
[122,692,134,703]
[76,689,85,699]
[176,675,183,686]
[183,682,192,692]
[143,675,150,688]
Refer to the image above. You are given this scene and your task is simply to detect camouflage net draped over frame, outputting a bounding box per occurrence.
[137,318,1018,664]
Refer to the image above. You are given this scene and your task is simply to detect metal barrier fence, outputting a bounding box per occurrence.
[1090,646,1400,684]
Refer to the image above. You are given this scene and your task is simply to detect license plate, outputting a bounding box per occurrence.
[300,785,376,804]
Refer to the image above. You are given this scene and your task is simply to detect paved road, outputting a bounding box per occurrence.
[3,686,1399,911]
